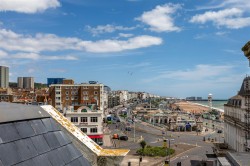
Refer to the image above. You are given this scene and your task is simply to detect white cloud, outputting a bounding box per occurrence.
[136,3,181,32]
[190,8,250,29]
[215,31,229,36]
[119,33,134,38]
[80,35,162,53]
[8,52,78,60]
[146,64,234,82]
[0,0,60,13]
[0,49,7,58]
[0,28,162,56]
[86,24,138,36]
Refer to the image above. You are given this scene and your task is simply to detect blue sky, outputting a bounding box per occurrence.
[0,0,250,99]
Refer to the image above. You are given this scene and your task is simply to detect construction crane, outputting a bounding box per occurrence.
[242,41,250,151]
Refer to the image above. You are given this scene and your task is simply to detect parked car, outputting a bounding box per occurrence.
[113,134,119,139]
[116,118,120,122]
[119,136,128,141]
[217,130,223,133]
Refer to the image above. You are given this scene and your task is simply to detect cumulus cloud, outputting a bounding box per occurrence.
[0,0,60,13]
[86,24,138,36]
[190,7,250,29]
[80,35,162,53]
[136,3,181,32]
[0,28,162,56]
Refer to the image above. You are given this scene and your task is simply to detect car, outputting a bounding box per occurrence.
[125,127,131,131]
[119,136,128,141]
[116,118,120,122]
[217,130,223,133]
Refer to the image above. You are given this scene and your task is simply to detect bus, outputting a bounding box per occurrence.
[106,114,112,124]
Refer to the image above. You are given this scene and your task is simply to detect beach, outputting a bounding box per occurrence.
[173,101,210,114]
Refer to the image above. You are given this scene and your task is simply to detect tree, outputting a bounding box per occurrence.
[140,140,147,149]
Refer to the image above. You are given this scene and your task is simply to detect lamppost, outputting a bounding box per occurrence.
[164,138,175,166]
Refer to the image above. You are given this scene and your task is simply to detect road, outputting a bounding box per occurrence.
[105,104,224,165]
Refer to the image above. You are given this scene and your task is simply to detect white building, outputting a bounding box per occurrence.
[119,90,129,103]
[65,106,103,144]
[224,77,250,152]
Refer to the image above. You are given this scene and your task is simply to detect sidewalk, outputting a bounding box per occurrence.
[103,125,113,147]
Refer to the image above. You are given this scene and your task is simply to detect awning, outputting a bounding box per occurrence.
[88,134,103,139]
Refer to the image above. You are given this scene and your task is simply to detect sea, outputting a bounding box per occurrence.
[189,100,228,112]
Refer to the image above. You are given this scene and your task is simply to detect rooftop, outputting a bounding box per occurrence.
[0,102,91,166]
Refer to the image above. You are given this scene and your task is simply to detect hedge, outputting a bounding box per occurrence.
[136,146,175,157]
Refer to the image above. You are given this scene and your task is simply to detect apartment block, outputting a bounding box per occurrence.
[0,66,9,88]
[17,77,34,89]
[49,82,104,112]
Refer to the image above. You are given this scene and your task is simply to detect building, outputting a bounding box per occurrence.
[108,95,120,108]
[224,77,249,152]
[65,106,103,144]
[0,102,129,166]
[0,88,13,102]
[0,102,91,166]
[17,77,34,89]
[47,78,65,87]
[49,82,105,113]
[0,66,9,88]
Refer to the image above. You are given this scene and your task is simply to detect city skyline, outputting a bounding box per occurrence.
[0,0,250,98]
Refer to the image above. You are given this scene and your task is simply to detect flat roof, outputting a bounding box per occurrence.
[0,102,50,123]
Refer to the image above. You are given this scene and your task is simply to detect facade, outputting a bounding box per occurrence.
[17,77,34,89]
[108,95,120,108]
[0,66,9,88]
[47,78,65,86]
[65,106,103,144]
[49,83,104,113]
[224,77,250,152]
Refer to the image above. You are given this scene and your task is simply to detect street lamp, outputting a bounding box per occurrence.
[164,138,175,166]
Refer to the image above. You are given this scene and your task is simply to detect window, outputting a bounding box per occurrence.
[65,91,69,95]
[71,117,78,123]
[56,102,60,106]
[56,97,60,100]
[56,92,60,94]
[71,97,74,100]
[90,128,97,133]
[81,117,88,122]
[83,86,89,89]
[71,91,75,95]
[83,91,88,95]
[83,96,89,100]
[94,91,98,95]
[81,109,87,112]
[94,86,98,89]
[91,117,98,122]
[81,128,87,133]
[65,86,69,89]
[66,96,69,100]
[74,96,78,100]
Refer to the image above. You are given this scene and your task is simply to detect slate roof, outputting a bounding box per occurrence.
[0,102,91,166]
